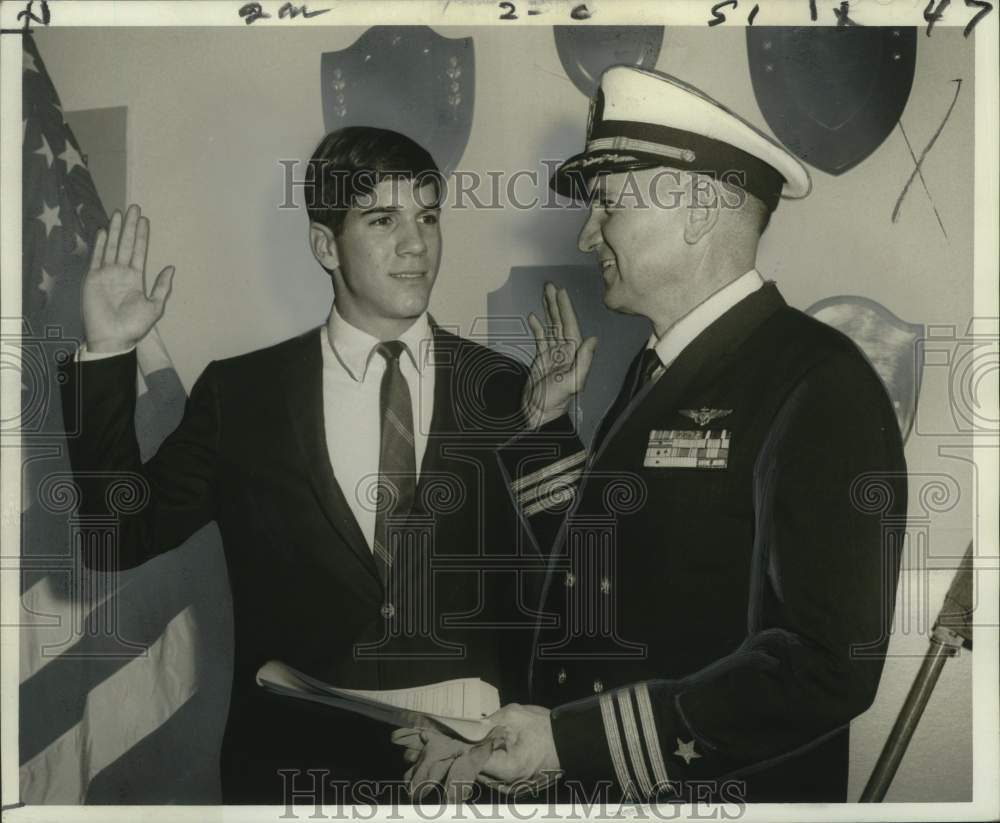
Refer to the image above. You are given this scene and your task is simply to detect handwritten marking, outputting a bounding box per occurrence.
[896,122,948,238]
[709,0,738,26]
[17,0,50,30]
[238,2,329,24]
[833,1,858,26]
[963,0,993,37]
[924,0,951,35]
[238,2,270,23]
[892,79,963,227]
[570,3,592,19]
[499,1,517,20]
[278,2,330,18]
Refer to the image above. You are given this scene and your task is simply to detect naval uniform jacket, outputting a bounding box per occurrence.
[499,284,907,803]
[61,323,531,804]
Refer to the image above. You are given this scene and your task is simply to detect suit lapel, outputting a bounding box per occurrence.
[416,323,459,486]
[283,327,382,589]
[590,346,648,454]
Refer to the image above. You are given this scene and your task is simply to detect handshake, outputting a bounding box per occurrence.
[391,704,562,802]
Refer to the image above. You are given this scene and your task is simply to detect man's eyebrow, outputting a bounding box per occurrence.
[358,205,402,216]
[357,203,442,217]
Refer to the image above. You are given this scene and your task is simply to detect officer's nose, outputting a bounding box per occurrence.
[577,205,605,254]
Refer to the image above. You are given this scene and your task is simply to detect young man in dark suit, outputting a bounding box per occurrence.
[403,67,908,804]
[61,127,533,803]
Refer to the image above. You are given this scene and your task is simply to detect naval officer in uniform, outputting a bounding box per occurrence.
[401,67,908,804]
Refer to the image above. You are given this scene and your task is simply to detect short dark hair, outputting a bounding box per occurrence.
[305,127,443,235]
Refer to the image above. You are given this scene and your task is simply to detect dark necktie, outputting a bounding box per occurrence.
[634,347,663,397]
[373,341,416,584]
[591,347,663,453]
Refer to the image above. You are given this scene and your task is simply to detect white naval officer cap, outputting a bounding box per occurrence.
[551,66,812,212]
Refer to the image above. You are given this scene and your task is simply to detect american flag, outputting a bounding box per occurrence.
[19,33,228,803]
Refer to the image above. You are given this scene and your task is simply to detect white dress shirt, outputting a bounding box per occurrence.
[78,308,437,553]
[645,269,765,379]
[322,308,435,552]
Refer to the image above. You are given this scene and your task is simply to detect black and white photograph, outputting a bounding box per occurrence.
[0,1,997,820]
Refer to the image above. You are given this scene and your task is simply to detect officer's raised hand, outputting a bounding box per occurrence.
[522,283,598,429]
[83,204,175,353]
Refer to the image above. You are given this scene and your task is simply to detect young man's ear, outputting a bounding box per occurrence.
[309,222,340,272]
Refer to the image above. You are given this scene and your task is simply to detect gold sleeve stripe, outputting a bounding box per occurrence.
[516,468,584,506]
[617,690,655,798]
[510,449,588,494]
[522,486,577,517]
[599,691,633,796]
[635,682,670,789]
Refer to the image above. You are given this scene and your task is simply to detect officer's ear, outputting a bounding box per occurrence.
[684,176,721,245]
[309,221,340,273]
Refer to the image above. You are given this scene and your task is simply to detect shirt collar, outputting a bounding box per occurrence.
[325,306,431,382]
[647,269,765,369]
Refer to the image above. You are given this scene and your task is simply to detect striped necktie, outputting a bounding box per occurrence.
[373,341,416,584]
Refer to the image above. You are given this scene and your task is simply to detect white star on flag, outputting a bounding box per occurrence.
[23,49,38,74]
[38,268,57,298]
[60,140,85,173]
[34,132,54,169]
[674,738,701,765]
[38,201,61,238]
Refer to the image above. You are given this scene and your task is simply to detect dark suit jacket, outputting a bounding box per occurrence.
[498,284,907,803]
[61,323,532,803]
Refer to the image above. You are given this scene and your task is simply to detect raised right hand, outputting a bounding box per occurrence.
[521,283,598,429]
[82,204,175,353]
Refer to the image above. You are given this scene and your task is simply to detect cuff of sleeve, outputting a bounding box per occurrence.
[553,683,691,800]
[60,347,139,433]
[551,695,618,789]
[498,414,586,517]
[77,343,137,362]
[644,680,741,785]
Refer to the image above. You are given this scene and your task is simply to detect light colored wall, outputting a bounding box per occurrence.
[35,25,976,802]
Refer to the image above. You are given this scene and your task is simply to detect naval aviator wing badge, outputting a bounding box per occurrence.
[679,408,732,427]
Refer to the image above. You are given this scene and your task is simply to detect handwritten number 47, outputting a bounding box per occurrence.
[924,0,993,37]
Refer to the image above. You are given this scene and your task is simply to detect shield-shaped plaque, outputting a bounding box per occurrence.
[321,27,474,176]
[554,26,664,99]
[748,27,916,175]
[806,295,924,441]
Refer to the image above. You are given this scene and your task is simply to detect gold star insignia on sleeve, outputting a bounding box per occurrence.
[673,738,701,765]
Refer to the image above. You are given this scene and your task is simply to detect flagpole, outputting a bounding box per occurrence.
[860,544,974,802]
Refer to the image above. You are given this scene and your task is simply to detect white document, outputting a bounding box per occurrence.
[255,660,500,742]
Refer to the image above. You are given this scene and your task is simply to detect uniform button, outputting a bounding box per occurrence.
[600,577,611,595]
[564,571,576,588]
[557,668,567,685]
[593,678,604,693]
[381,603,395,619]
